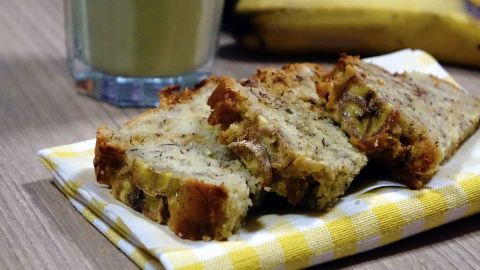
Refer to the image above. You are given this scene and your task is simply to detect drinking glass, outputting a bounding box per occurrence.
[64,0,224,106]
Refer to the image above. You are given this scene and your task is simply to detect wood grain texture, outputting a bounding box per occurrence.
[0,0,478,269]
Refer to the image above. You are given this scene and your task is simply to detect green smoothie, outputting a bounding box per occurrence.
[72,0,223,77]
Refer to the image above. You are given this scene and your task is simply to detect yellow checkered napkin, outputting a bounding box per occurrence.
[38,50,480,270]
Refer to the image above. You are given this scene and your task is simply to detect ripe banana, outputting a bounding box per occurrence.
[233,0,480,67]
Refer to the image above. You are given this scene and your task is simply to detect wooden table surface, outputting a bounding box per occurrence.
[1,0,479,269]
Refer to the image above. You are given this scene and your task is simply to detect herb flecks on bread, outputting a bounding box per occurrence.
[94,78,262,240]
[208,64,368,209]
[317,56,480,188]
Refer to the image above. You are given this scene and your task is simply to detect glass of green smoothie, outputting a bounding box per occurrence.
[65,0,224,106]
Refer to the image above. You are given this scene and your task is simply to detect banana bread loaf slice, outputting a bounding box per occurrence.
[317,56,480,188]
[94,78,262,240]
[208,64,367,209]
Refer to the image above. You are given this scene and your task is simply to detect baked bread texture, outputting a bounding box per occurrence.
[208,64,368,209]
[94,79,262,240]
[317,56,480,188]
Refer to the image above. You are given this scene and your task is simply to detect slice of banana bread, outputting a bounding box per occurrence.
[317,56,480,188]
[94,79,262,240]
[208,64,368,209]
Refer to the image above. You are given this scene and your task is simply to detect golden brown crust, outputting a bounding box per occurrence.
[317,55,480,188]
[317,58,436,188]
[208,63,367,209]
[159,77,221,108]
[282,63,326,76]
[168,180,228,240]
[159,85,196,108]
[207,79,245,130]
[93,126,127,186]
[242,63,326,90]
[208,63,326,131]
[94,77,251,241]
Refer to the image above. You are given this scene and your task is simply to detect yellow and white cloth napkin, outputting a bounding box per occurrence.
[38,50,480,270]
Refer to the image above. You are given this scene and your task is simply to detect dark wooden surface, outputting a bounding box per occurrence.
[0,0,479,269]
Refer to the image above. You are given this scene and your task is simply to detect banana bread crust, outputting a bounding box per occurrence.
[94,128,127,186]
[94,78,255,240]
[317,55,480,188]
[208,64,367,209]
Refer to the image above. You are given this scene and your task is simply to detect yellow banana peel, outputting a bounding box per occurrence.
[233,0,480,67]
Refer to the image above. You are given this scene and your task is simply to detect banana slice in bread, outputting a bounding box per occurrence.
[317,56,480,188]
[208,64,368,209]
[94,79,262,240]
